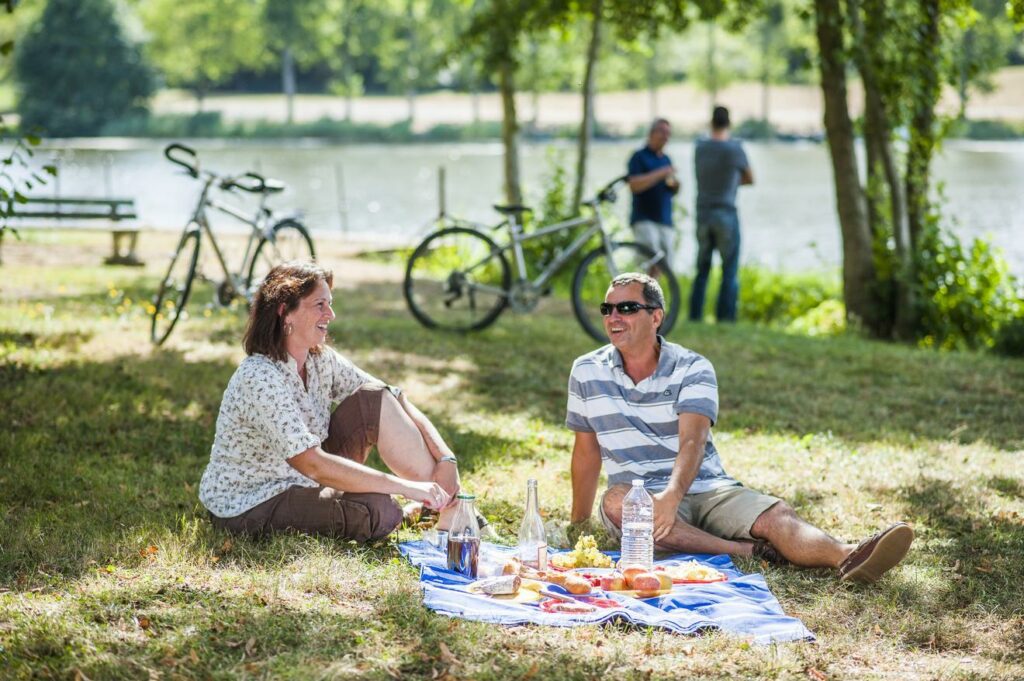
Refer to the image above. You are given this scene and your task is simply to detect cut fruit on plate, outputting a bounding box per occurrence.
[654,562,728,584]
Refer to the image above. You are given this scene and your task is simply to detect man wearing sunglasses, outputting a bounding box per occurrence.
[565,273,914,582]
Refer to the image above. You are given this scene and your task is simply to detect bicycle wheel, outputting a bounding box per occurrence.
[151,228,201,345]
[404,226,510,332]
[571,241,681,342]
[246,218,316,295]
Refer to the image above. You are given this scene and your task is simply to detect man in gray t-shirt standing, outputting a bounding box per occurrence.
[689,106,753,322]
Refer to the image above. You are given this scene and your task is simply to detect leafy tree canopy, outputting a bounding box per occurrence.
[139,0,266,99]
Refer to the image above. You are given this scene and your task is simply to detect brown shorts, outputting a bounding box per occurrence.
[210,384,402,541]
[598,483,780,541]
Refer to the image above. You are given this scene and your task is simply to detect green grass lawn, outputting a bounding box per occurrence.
[1,240,1023,680]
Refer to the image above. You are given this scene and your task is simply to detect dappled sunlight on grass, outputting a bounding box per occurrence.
[2,249,1024,678]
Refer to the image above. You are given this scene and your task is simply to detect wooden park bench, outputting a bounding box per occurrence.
[1,196,142,266]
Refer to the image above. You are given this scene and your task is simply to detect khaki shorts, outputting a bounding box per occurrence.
[598,483,780,541]
[210,384,402,541]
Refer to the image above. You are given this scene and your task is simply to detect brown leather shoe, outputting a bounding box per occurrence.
[839,522,914,583]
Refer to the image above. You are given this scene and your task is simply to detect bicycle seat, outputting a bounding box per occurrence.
[224,173,286,194]
[493,204,533,216]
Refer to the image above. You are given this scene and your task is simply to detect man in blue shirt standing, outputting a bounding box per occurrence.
[690,106,753,322]
[627,118,679,275]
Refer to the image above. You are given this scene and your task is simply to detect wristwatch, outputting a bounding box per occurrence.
[438,454,458,465]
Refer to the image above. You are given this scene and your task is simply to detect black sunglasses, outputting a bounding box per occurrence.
[600,301,661,316]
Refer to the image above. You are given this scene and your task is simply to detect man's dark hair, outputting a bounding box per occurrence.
[610,272,665,310]
[243,261,334,361]
[711,106,731,130]
[649,117,671,134]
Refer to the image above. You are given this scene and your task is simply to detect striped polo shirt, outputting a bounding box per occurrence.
[566,338,735,494]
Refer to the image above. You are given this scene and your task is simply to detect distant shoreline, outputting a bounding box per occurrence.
[22,115,1024,143]
[137,66,1024,139]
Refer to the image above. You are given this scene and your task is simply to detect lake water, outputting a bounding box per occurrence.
[32,138,1024,275]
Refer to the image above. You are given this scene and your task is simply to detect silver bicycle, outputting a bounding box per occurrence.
[151,143,316,345]
[403,176,680,341]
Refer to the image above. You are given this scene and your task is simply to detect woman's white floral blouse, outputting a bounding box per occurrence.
[199,347,378,518]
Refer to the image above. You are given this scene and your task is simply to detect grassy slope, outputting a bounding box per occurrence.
[1,234,1023,680]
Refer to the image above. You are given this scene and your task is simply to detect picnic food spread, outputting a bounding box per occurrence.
[450,488,730,615]
[476,535,729,607]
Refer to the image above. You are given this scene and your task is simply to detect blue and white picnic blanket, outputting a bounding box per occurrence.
[399,540,814,644]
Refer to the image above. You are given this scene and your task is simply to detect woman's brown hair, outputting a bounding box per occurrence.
[243,261,334,361]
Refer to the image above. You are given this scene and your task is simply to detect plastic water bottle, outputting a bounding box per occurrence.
[620,479,654,569]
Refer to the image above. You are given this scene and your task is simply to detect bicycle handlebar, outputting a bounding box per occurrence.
[165,143,281,195]
[595,174,629,204]
[164,143,199,178]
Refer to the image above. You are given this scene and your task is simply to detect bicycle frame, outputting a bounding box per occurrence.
[185,174,273,292]
[486,202,664,294]
[504,213,606,289]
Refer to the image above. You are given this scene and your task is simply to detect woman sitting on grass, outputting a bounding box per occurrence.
[199,261,458,541]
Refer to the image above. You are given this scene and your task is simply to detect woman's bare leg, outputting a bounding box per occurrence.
[375,390,459,529]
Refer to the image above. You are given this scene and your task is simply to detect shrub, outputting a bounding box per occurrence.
[787,299,847,337]
[993,316,1024,358]
[914,223,1022,350]
[733,118,777,140]
[15,0,154,137]
[949,118,1024,140]
[736,267,842,325]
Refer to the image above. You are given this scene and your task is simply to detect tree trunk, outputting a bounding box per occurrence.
[905,0,941,253]
[406,0,417,125]
[958,28,974,120]
[850,0,913,337]
[499,59,522,206]
[282,46,296,125]
[813,0,878,331]
[341,5,354,123]
[647,43,658,120]
[573,0,602,212]
[529,38,540,134]
[760,18,771,124]
[706,21,718,106]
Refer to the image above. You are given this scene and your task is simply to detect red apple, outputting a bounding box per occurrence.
[600,572,627,591]
[620,564,647,588]
[631,573,662,592]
